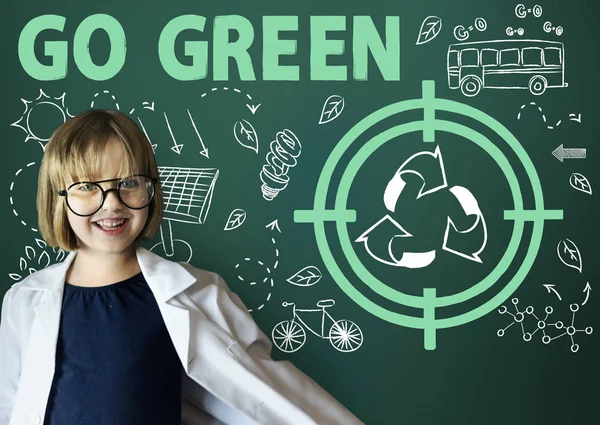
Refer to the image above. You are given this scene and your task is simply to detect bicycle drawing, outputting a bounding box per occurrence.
[271,299,364,353]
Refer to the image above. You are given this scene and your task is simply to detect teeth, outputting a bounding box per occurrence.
[96,219,126,228]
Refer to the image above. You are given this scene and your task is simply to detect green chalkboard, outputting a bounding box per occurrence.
[2,0,598,424]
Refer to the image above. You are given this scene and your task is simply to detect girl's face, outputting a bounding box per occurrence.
[65,137,149,256]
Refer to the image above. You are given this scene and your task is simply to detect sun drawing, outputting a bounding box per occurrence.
[11,89,74,151]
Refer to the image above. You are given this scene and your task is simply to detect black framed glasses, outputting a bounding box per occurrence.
[59,174,158,217]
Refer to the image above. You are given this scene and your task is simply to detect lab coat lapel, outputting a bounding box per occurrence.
[18,246,198,376]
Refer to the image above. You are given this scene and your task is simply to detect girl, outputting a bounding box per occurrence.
[0,110,364,425]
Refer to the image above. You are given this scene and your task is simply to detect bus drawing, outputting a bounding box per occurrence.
[447,39,567,97]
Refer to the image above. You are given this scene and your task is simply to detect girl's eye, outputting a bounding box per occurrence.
[77,183,97,192]
[121,178,139,188]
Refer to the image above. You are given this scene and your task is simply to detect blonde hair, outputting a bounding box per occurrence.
[37,109,163,251]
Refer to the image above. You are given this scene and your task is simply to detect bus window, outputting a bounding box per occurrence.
[448,50,459,67]
[500,48,520,66]
[481,49,498,66]
[544,47,562,65]
[522,47,543,66]
[460,48,479,66]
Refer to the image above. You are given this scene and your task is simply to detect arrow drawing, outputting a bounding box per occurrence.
[246,103,262,114]
[543,284,562,301]
[265,219,282,233]
[582,282,591,306]
[164,112,184,154]
[187,109,209,158]
[552,144,586,162]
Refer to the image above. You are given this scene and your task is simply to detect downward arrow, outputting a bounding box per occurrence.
[543,284,562,301]
[246,103,262,115]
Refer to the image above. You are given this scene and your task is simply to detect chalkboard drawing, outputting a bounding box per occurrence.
[234,258,274,312]
[552,144,586,162]
[505,27,525,37]
[557,238,582,273]
[416,16,442,46]
[9,161,39,232]
[224,209,247,231]
[287,266,323,287]
[318,95,345,124]
[356,147,487,268]
[187,109,209,158]
[199,86,261,115]
[516,102,583,130]
[232,221,281,312]
[11,89,74,151]
[294,80,564,350]
[233,119,259,153]
[149,166,219,262]
[9,238,66,282]
[272,300,363,353]
[497,298,593,353]
[515,4,543,18]
[569,173,592,195]
[453,17,487,41]
[543,21,563,36]
[260,129,302,201]
[448,40,567,97]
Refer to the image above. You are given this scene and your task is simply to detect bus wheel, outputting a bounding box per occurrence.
[460,76,482,97]
[529,76,547,96]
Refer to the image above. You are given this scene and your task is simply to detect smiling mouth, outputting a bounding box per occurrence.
[94,218,128,230]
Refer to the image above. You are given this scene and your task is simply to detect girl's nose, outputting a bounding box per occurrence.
[102,188,123,210]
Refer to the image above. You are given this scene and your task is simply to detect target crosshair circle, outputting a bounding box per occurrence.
[294,81,563,349]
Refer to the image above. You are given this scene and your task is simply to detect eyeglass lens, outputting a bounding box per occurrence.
[66,176,154,216]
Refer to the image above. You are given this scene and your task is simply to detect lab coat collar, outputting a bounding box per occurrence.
[15,245,197,374]
[15,245,197,304]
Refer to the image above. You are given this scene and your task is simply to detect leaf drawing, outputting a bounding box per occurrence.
[9,273,22,281]
[569,173,592,195]
[416,16,442,45]
[224,209,247,231]
[557,238,582,273]
[318,95,345,124]
[233,119,259,153]
[287,266,322,287]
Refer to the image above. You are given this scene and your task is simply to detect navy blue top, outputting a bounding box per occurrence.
[43,272,182,425]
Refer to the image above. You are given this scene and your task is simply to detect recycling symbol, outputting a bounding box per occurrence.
[355,146,487,269]
[294,80,564,350]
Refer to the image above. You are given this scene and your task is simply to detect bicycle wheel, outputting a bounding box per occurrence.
[329,319,364,352]
[272,320,306,353]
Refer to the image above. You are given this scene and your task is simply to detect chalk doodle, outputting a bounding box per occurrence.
[552,144,586,162]
[318,95,345,124]
[453,17,487,41]
[232,220,281,312]
[505,27,525,37]
[9,162,38,232]
[9,238,66,282]
[543,21,563,36]
[233,119,259,153]
[199,86,261,115]
[287,266,323,287]
[224,209,247,231]
[416,16,442,46]
[11,89,74,151]
[272,299,364,353]
[448,39,568,97]
[497,298,593,353]
[149,166,219,262]
[569,173,592,195]
[557,238,582,273]
[517,102,582,130]
[260,129,302,201]
[515,4,543,19]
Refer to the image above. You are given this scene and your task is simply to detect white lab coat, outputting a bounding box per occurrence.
[0,246,364,425]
